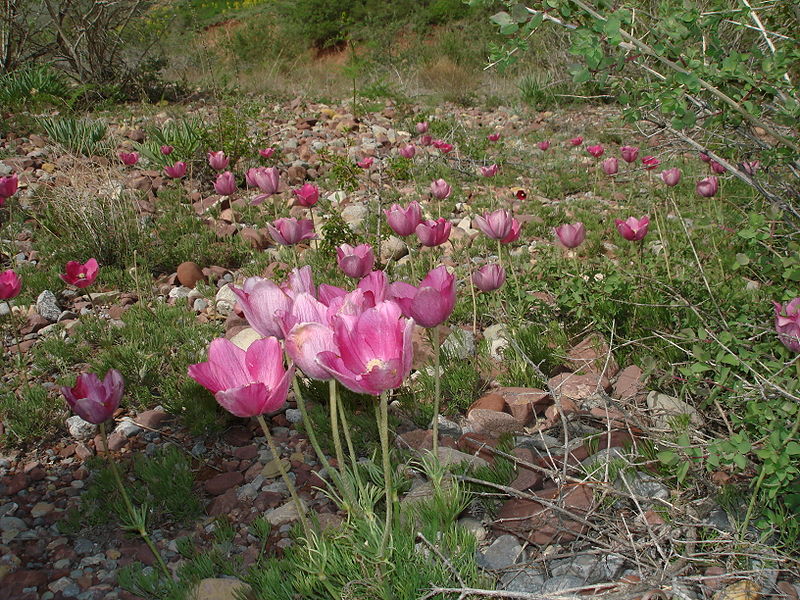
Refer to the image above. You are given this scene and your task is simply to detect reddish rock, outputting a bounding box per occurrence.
[457,432,498,463]
[2,473,29,496]
[20,313,49,335]
[135,409,170,429]
[467,409,523,437]
[467,393,505,416]
[395,429,457,452]
[411,326,435,370]
[510,448,544,491]
[1,569,49,595]
[612,365,644,401]
[566,333,618,376]
[286,165,307,184]
[588,405,628,428]
[206,490,239,517]
[702,567,729,591]
[204,471,243,496]
[176,261,206,289]
[75,443,93,460]
[547,372,610,402]
[107,305,128,320]
[776,582,799,600]
[494,483,594,545]
[224,426,253,446]
[94,432,126,452]
[495,387,550,419]
[233,445,258,460]
[240,228,267,249]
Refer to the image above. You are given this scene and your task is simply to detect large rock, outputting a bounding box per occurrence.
[566,333,618,376]
[547,372,610,402]
[466,409,523,437]
[36,290,60,322]
[341,204,368,230]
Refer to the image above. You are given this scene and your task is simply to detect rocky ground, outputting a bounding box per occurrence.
[0,99,798,599]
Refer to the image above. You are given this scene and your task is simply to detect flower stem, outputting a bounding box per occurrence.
[431,326,442,455]
[256,414,311,535]
[468,270,477,336]
[328,379,347,477]
[11,309,31,393]
[377,391,393,555]
[99,423,171,579]
[336,391,366,497]
[292,376,332,474]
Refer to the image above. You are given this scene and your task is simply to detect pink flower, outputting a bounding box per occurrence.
[569,137,584,146]
[430,179,452,200]
[319,284,348,307]
[642,155,660,170]
[487,133,501,142]
[275,292,329,338]
[188,337,293,417]
[160,145,174,155]
[615,216,650,241]
[0,174,18,201]
[285,321,336,381]
[214,171,237,196]
[282,266,316,299]
[246,167,280,204]
[398,144,416,159]
[419,135,433,147]
[118,152,139,166]
[475,209,513,240]
[358,271,389,306]
[660,168,681,187]
[773,299,800,353]
[416,121,429,134]
[293,183,319,207]
[710,160,726,174]
[231,277,292,338]
[501,218,521,244]
[60,258,99,289]
[554,223,586,248]
[317,301,414,395]
[587,144,605,158]
[480,164,499,177]
[537,141,551,151]
[357,157,374,169]
[472,264,505,292]
[267,218,316,246]
[602,157,619,175]
[259,148,275,158]
[620,146,639,163]
[515,190,527,200]
[741,161,760,175]
[433,140,454,153]
[385,201,422,237]
[389,266,455,328]
[699,152,712,163]
[416,218,451,247]
[337,244,375,279]
[164,161,187,178]
[208,151,229,171]
[62,369,124,424]
[0,269,22,300]
[696,176,719,198]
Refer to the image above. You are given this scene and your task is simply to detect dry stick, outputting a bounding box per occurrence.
[99,422,171,579]
[420,579,658,600]
[255,414,311,534]
[416,532,466,589]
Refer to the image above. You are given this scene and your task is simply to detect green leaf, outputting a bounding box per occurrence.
[490,11,515,27]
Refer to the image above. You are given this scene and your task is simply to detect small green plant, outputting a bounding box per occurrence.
[0,66,71,110]
[0,384,53,445]
[37,116,109,156]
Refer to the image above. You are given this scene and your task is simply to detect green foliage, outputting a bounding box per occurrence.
[37,116,109,156]
[0,66,71,110]
[0,383,53,445]
[135,118,209,168]
[32,303,223,431]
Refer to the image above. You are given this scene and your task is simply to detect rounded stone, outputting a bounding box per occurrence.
[176,261,206,289]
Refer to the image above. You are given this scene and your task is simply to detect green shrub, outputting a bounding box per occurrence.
[0,66,71,110]
[37,116,109,157]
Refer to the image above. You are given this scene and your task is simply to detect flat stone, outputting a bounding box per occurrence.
[261,459,290,479]
[204,471,243,496]
[0,516,27,532]
[30,502,54,518]
[467,409,523,437]
[541,574,586,594]
[113,417,141,438]
[501,568,546,593]
[135,409,169,429]
[478,534,523,570]
[191,577,253,600]
[616,470,670,503]
[443,328,475,359]
[613,365,644,401]
[266,500,306,526]
[646,391,704,429]
[467,394,505,416]
[548,372,610,402]
[436,446,488,470]
[566,333,618,376]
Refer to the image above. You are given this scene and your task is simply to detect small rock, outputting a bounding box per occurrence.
[646,391,704,429]
[135,409,169,429]
[177,262,206,288]
[616,470,670,503]
[230,327,262,351]
[483,323,509,359]
[443,328,475,359]
[501,568,546,593]
[191,577,252,600]
[436,446,488,470]
[266,500,306,526]
[541,574,586,594]
[66,416,97,441]
[215,284,238,316]
[30,502,54,518]
[457,517,486,541]
[204,471,243,496]
[36,290,61,322]
[436,414,462,438]
[341,204,368,230]
[113,417,141,438]
[478,534,524,570]
[0,516,27,532]
[285,409,302,424]
[467,409,523,437]
[169,286,191,300]
[261,459,290,479]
